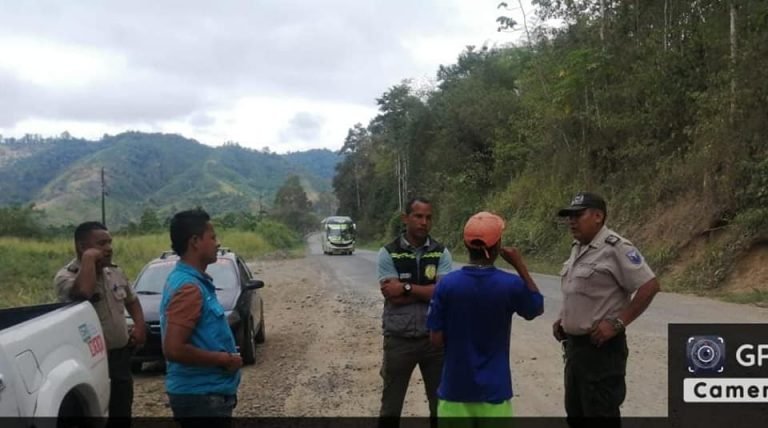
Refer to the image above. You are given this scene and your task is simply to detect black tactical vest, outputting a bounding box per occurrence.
[382,235,446,338]
[384,236,445,285]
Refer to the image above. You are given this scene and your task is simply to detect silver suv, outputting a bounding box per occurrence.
[128,248,265,370]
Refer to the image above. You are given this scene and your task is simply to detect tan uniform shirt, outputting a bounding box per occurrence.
[54,258,137,350]
[560,226,655,335]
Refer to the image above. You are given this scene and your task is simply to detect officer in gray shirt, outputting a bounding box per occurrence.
[377,197,452,423]
[553,192,660,424]
[54,221,146,420]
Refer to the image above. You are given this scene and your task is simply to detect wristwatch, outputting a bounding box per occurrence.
[608,317,625,333]
[402,283,413,295]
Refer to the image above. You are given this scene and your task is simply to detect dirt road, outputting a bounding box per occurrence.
[133,234,768,417]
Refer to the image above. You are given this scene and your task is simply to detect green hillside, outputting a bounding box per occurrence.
[0,132,342,226]
[0,137,106,205]
[332,1,768,301]
[283,149,342,187]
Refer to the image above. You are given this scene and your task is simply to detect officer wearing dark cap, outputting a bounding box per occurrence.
[553,192,661,423]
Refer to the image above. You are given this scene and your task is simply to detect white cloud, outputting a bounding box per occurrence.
[279,113,325,144]
[0,0,537,153]
[0,37,127,88]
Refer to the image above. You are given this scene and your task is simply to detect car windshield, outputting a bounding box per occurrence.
[133,259,238,293]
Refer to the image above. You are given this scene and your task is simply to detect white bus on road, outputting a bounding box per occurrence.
[321,216,356,255]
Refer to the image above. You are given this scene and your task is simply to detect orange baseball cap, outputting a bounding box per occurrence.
[463,211,505,258]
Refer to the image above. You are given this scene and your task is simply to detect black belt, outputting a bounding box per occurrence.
[385,334,429,340]
[565,332,626,346]
[565,333,592,345]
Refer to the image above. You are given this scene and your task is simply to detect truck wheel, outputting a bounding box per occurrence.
[241,316,256,365]
[58,392,86,428]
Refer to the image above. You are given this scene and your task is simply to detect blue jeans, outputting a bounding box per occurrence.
[168,393,237,424]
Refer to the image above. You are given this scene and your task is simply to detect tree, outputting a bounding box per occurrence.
[313,192,338,218]
[339,123,370,213]
[329,0,768,270]
[370,82,425,212]
[138,208,162,233]
[272,176,316,233]
[0,205,46,238]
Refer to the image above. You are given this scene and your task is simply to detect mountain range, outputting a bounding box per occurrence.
[0,132,342,226]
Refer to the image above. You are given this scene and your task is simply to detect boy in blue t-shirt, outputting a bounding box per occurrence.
[427,211,544,418]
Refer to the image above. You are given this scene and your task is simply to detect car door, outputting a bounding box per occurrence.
[0,348,20,416]
[236,257,260,325]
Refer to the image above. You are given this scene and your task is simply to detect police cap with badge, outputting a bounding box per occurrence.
[557,192,607,217]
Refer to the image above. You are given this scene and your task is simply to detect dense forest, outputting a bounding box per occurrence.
[333,1,768,295]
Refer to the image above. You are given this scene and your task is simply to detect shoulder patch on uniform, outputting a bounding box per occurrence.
[625,249,643,265]
[605,235,620,246]
[67,265,79,273]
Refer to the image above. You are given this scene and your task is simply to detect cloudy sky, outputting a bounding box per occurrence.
[0,1,535,153]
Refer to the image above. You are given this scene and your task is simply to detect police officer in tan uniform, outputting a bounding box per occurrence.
[552,192,660,423]
[54,221,146,419]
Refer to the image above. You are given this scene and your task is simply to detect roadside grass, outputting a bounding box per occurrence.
[717,290,768,308]
[656,286,768,308]
[0,237,69,308]
[0,228,303,309]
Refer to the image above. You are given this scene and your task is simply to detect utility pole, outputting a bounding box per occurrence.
[257,192,266,220]
[101,167,106,226]
[730,0,738,124]
[396,153,402,213]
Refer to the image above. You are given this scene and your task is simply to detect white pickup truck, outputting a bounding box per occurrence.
[0,301,110,419]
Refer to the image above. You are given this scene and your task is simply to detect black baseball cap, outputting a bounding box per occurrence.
[557,192,607,217]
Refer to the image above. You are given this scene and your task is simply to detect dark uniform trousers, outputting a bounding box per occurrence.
[107,346,134,420]
[564,332,628,427]
[380,335,444,419]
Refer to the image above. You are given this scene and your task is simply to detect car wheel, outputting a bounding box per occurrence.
[255,310,266,344]
[241,316,256,365]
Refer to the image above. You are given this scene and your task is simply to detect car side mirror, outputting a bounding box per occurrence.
[245,280,264,290]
